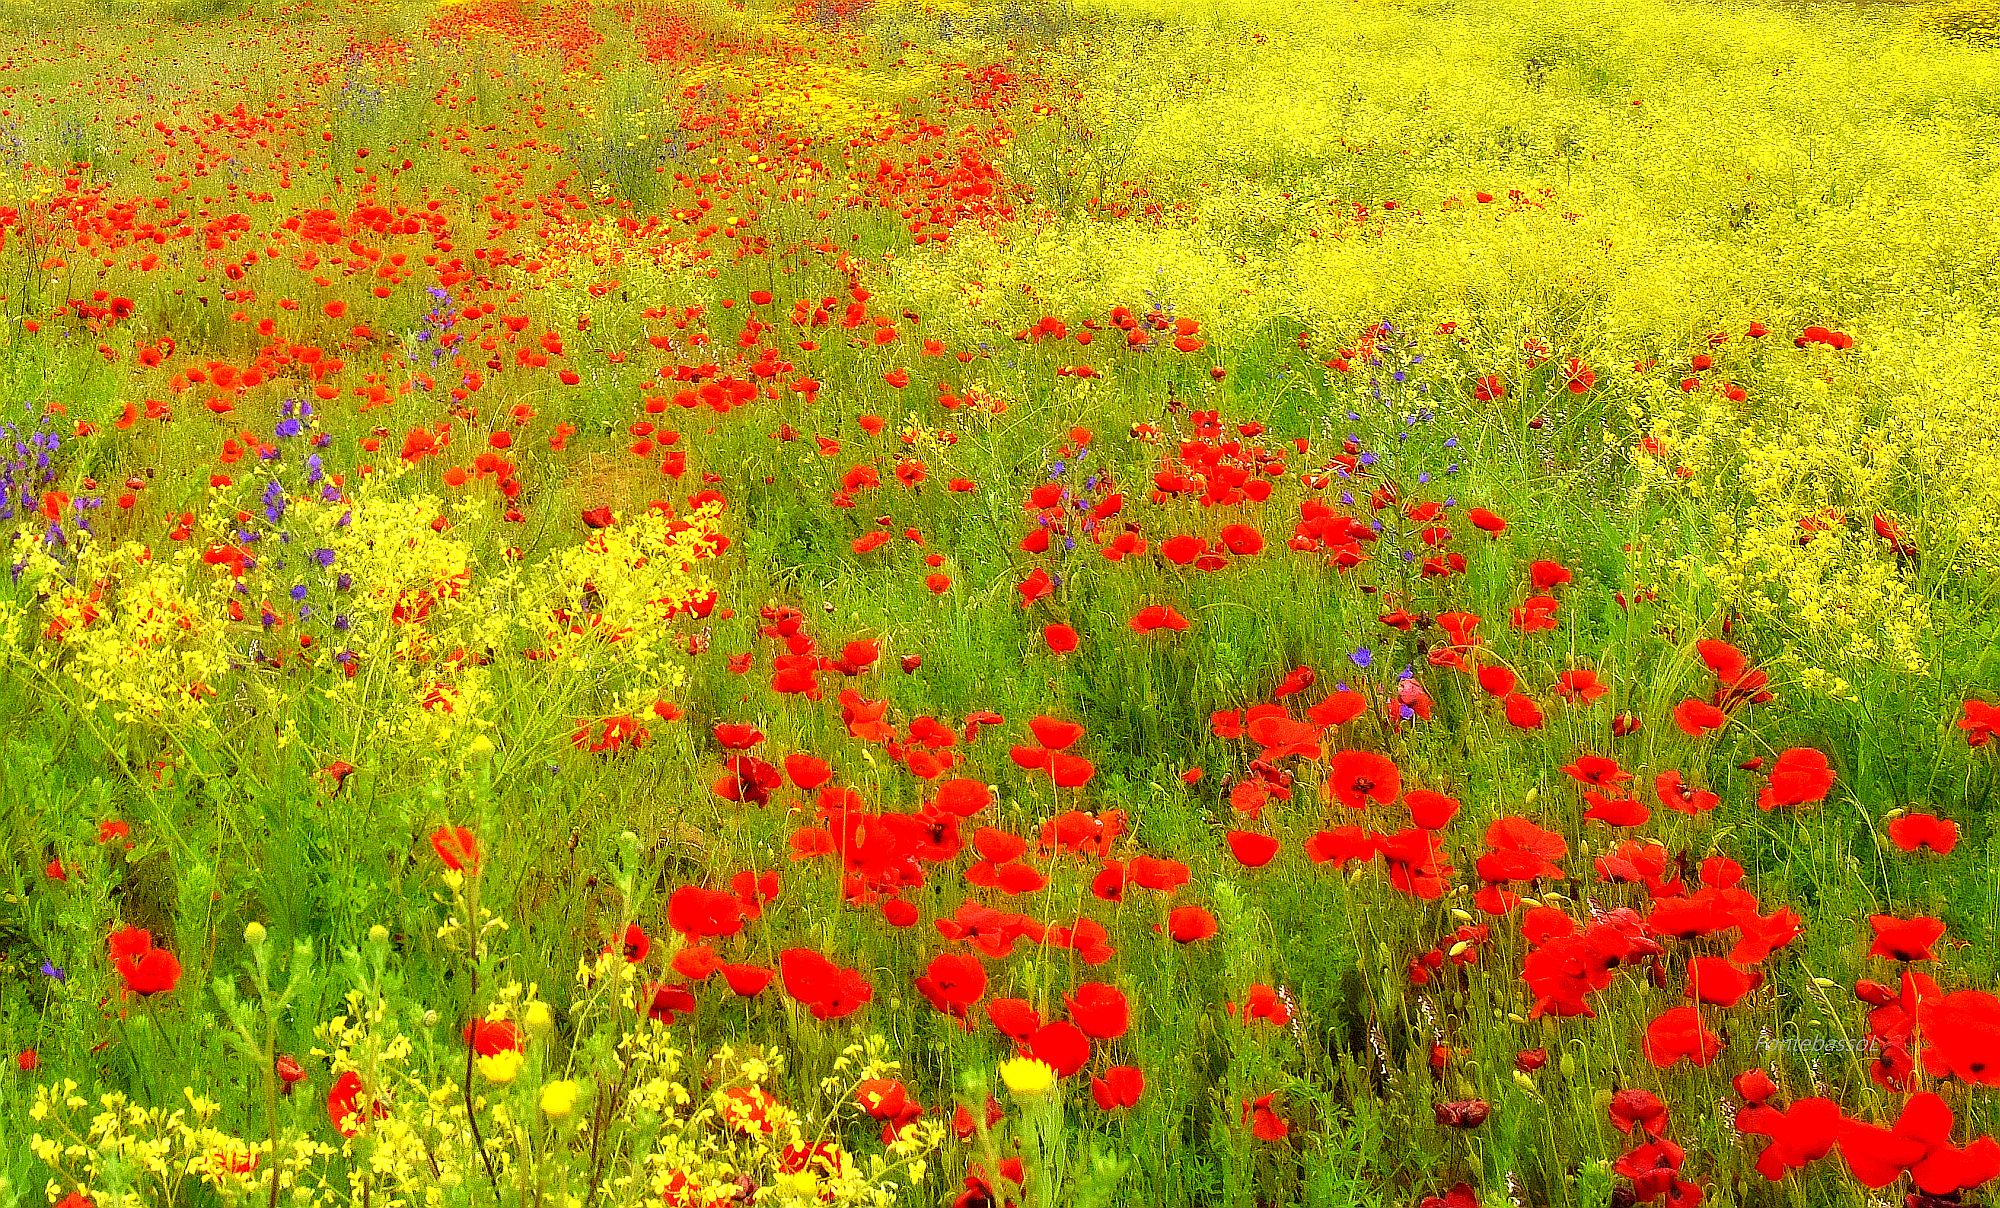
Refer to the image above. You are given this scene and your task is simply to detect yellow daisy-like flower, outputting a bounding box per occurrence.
[539,1079,579,1118]
[998,1057,1055,1098]
[477,1050,524,1084]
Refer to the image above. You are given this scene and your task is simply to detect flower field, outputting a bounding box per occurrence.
[1,0,1999,1203]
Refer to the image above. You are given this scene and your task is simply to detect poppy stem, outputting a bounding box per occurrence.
[461,875,503,1202]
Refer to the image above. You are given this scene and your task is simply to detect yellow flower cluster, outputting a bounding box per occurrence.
[522,502,721,693]
[0,534,233,734]
[29,943,942,1208]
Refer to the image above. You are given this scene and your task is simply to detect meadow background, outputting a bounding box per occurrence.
[1,0,1999,1203]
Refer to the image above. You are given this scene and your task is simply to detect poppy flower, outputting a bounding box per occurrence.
[1017,568,1053,607]
[1419,1186,1478,1208]
[1165,906,1218,943]
[1739,1095,1842,1179]
[1435,1100,1491,1129]
[1128,854,1192,892]
[1502,693,1544,729]
[666,885,745,939]
[1405,789,1460,830]
[1237,983,1294,1027]
[1025,1021,1090,1077]
[1468,507,1507,534]
[1554,669,1607,703]
[1654,770,1719,815]
[1242,1093,1289,1141]
[1064,982,1130,1040]
[1686,956,1762,1007]
[463,1018,523,1055]
[1130,603,1190,633]
[1043,623,1078,654]
[1757,748,1835,810]
[1958,698,1999,746]
[430,825,480,873]
[778,948,873,1021]
[1608,1088,1669,1138]
[915,952,987,1019]
[1672,699,1726,737]
[1218,523,1264,555]
[326,1070,383,1138]
[1732,1069,1777,1105]
[1328,750,1400,809]
[1886,813,1958,854]
[643,983,697,1025]
[1225,830,1281,867]
[1919,989,2000,1085]
[1090,1065,1144,1111]
[112,941,182,997]
[987,997,1042,1042]
[719,963,775,997]
[1511,595,1559,632]
[1561,358,1596,393]
[1869,914,1946,962]
[1643,1006,1722,1068]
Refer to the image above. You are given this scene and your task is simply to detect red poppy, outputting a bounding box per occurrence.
[1130,603,1190,634]
[1225,830,1281,867]
[719,964,775,997]
[1561,358,1596,393]
[1305,826,1376,867]
[107,926,180,996]
[1090,1065,1145,1111]
[1026,1020,1090,1077]
[1643,1006,1722,1068]
[666,885,746,940]
[1435,1099,1491,1129]
[1064,982,1130,1040]
[1554,669,1606,702]
[1405,789,1460,830]
[778,948,873,1020]
[1869,914,1946,962]
[1503,693,1544,728]
[1919,989,2000,1085]
[915,952,987,1020]
[114,944,182,997]
[1685,956,1761,1007]
[1739,1096,1842,1180]
[1672,698,1726,737]
[615,923,651,963]
[326,1070,384,1138]
[986,997,1041,1042]
[1218,523,1264,555]
[1242,1093,1289,1141]
[1958,699,1999,746]
[1886,813,1959,854]
[643,983,697,1025]
[1654,770,1719,815]
[463,1019,522,1055]
[1165,906,1218,943]
[1328,750,1400,809]
[430,825,480,873]
[1609,1088,1669,1137]
[1758,748,1835,809]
